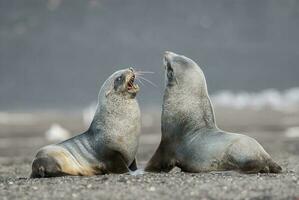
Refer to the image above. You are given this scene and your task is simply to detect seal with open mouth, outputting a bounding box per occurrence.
[31,68,141,178]
[145,52,282,173]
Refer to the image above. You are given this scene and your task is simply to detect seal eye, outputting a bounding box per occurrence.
[116,76,122,82]
[114,75,124,91]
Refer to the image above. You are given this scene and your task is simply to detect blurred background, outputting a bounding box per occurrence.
[0,0,299,167]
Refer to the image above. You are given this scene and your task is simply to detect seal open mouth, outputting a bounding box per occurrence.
[127,74,139,93]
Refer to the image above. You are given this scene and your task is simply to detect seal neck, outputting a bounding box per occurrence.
[88,93,140,159]
[90,94,135,132]
[162,86,217,138]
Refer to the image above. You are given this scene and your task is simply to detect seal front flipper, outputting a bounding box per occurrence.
[267,159,282,173]
[145,143,175,172]
[128,158,138,171]
[104,150,131,174]
[30,156,68,178]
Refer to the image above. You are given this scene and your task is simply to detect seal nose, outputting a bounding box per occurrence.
[163,51,178,64]
[164,51,171,59]
[163,51,175,68]
[164,51,176,58]
[129,67,134,73]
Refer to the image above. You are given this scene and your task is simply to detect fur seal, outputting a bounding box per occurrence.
[31,68,141,178]
[145,51,282,173]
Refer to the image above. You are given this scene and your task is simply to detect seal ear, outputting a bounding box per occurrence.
[105,82,115,97]
[105,86,114,97]
[105,75,122,97]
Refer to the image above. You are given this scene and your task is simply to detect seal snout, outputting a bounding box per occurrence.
[163,51,175,62]
[163,51,174,71]
[163,51,180,68]
[165,51,180,58]
[164,51,176,57]
[129,67,135,73]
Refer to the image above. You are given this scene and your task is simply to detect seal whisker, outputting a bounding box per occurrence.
[136,76,157,88]
[136,71,155,74]
[135,78,145,86]
[134,71,155,87]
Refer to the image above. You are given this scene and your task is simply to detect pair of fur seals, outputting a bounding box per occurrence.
[31,68,141,178]
[31,52,282,178]
[145,51,282,173]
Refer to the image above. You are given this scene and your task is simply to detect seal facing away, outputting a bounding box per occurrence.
[145,51,282,173]
[31,68,141,178]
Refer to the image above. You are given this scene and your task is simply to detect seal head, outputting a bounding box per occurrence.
[105,67,140,99]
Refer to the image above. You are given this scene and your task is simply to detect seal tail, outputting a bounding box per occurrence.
[267,159,282,173]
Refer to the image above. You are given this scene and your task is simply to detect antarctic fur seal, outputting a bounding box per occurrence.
[31,68,141,178]
[145,51,282,173]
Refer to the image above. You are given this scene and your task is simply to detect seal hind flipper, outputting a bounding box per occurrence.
[267,159,282,173]
[238,159,267,174]
[30,157,67,178]
[224,146,282,174]
[237,159,282,174]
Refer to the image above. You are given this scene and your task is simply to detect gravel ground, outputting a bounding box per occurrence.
[0,109,299,200]
[0,157,298,200]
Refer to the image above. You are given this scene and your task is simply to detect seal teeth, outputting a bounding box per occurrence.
[128,76,135,89]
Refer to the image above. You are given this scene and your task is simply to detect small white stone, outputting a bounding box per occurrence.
[45,123,70,142]
[285,127,299,138]
[148,186,156,191]
[72,193,78,198]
